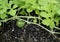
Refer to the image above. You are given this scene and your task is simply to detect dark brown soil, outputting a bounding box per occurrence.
[0,20,60,42]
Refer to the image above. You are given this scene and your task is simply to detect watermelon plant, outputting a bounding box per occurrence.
[0,0,60,35]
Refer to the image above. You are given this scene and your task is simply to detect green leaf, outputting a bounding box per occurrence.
[31,4,40,10]
[35,10,40,14]
[42,19,50,26]
[54,4,60,15]
[16,20,25,28]
[57,9,60,15]
[27,7,33,12]
[8,1,13,8]
[8,9,16,16]
[20,9,27,15]
[0,8,7,14]
[50,20,55,29]
[13,5,18,9]
[38,0,49,5]
[0,14,7,19]
[33,19,37,24]
[54,17,60,26]
[42,19,55,30]
[24,0,36,4]
[13,0,20,5]
[40,12,48,18]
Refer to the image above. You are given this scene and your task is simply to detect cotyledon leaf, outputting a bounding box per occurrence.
[16,20,25,28]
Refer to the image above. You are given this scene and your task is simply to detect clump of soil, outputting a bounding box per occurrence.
[0,20,60,42]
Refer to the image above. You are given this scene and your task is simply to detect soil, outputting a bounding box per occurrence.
[0,20,60,42]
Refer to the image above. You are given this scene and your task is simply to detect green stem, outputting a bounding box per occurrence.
[0,16,42,22]
[0,16,60,35]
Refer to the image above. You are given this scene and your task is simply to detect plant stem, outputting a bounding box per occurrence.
[0,16,60,34]
[0,16,42,22]
[54,27,60,30]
